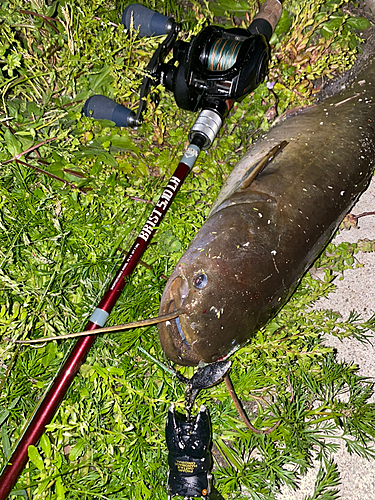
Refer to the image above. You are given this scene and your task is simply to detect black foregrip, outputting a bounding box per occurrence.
[248,0,282,40]
[83,95,135,127]
[122,3,170,37]
[248,18,273,40]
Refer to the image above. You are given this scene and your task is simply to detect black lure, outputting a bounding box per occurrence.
[166,405,212,499]
[166,360,231,499]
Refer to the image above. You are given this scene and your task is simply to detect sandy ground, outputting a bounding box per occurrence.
[276,177,375,499]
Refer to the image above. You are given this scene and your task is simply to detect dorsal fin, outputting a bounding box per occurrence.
[240,140,288,190]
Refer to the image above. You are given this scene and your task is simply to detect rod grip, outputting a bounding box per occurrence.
[83,95,136,127]
[122,3,172,37]
[248,0,283,40]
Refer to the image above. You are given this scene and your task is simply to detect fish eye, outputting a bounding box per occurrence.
[193,273,207,289]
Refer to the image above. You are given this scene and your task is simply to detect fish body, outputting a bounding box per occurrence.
[158,56,375,366]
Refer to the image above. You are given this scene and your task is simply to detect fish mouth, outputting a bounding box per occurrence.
[158,276,200,366]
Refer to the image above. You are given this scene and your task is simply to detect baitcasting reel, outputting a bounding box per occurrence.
[84,0,282,149]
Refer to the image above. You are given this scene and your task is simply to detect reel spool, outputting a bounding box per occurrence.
[207,38,242,71]
[163,24,271,113]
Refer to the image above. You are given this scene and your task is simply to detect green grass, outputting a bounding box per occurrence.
[0,0,375,499]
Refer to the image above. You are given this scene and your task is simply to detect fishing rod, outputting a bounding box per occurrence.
[0,1,282,498]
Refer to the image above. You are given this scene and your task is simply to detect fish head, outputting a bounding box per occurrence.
[158,206,268,366]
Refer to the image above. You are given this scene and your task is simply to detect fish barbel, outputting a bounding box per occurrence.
[158,55,375,366]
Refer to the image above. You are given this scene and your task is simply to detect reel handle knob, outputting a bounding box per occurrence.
[83,95,136,127]
[248,0,283,40]
[122,3,174,37]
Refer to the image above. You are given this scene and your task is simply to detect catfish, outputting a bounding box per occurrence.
[158,53,375,366]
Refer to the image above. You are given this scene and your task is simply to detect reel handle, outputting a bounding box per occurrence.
[248,0,283,40]
[83,95,136,127]
[122,3,174,37]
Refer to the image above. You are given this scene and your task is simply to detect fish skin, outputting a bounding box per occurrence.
[158,56,375,366]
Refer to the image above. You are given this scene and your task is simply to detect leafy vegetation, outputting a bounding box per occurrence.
[0,0,374,499]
